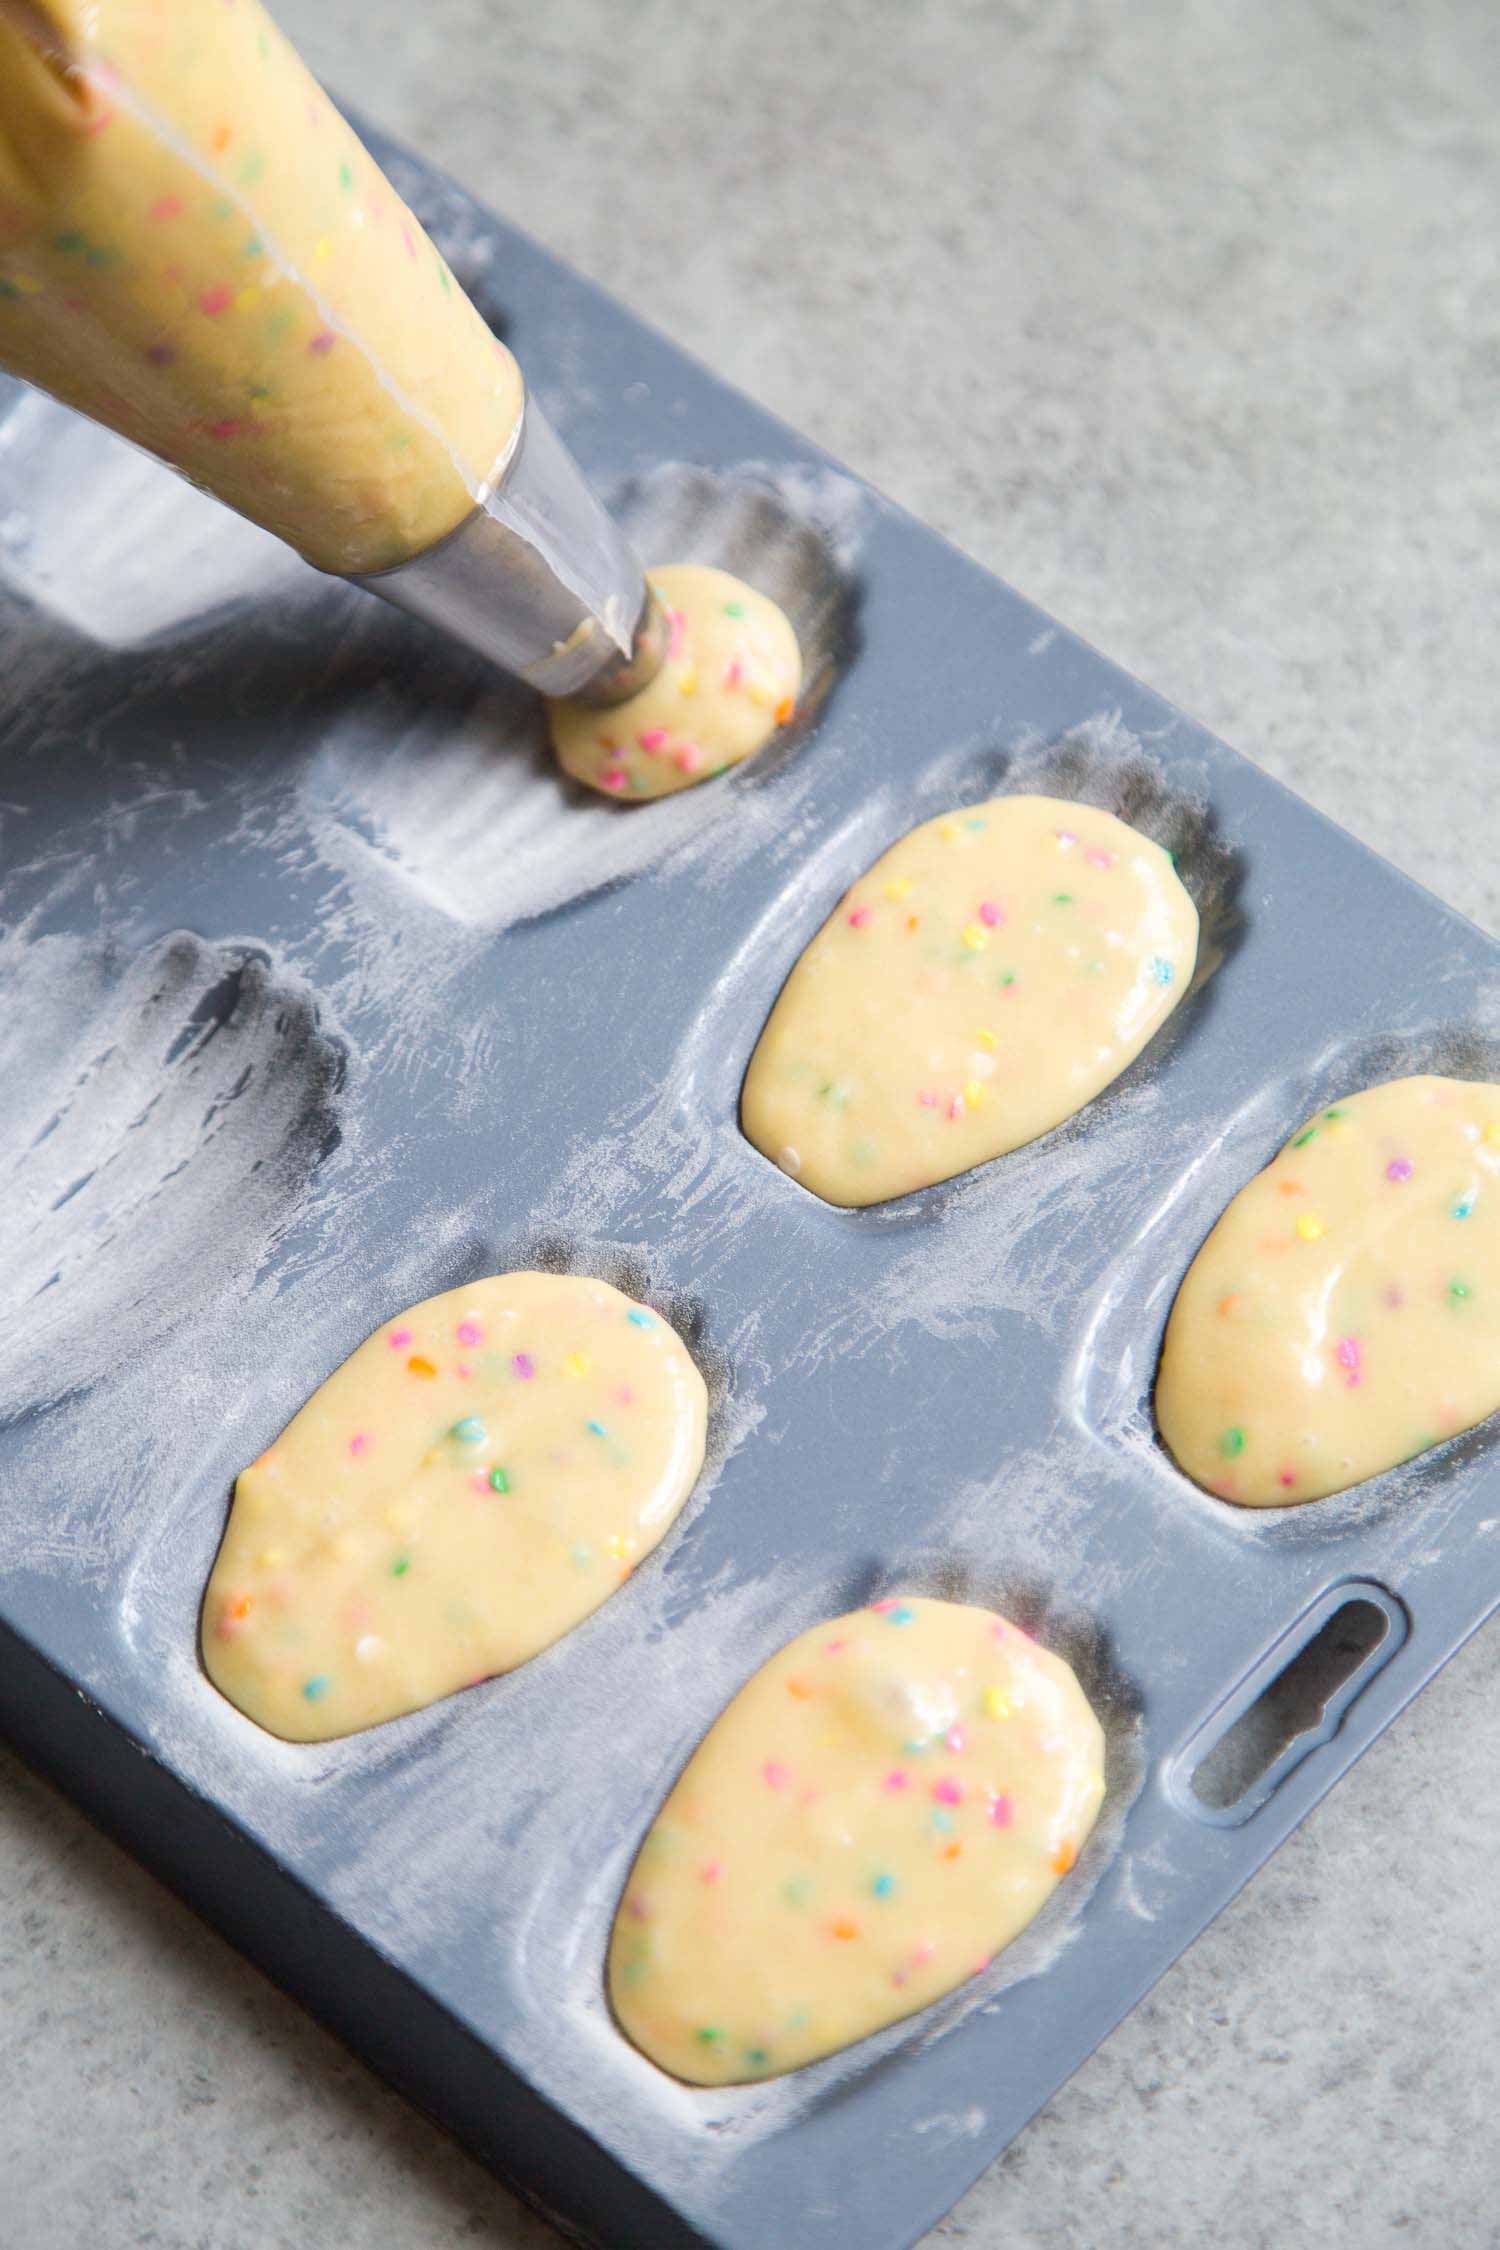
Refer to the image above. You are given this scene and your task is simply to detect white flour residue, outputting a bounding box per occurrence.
[298,459,867,934]
[0,931,345,1466]
[0,390,312,647]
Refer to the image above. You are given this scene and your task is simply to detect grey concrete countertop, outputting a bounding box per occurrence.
[3,3,1497,2244]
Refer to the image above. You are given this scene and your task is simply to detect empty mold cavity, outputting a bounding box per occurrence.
[1171,1584,1407,1825]
[1069,1017,1500,1543]
[300,458,865,932]
[0,929,344,1422]
[0,387,313,647]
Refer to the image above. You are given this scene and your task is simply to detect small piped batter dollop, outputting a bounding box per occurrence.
[741,795,1198,1206]
[202,1273,706,1740]
[1157,1074,1500,1505]
[608,1596,1105,2084]
[546,563,802,799]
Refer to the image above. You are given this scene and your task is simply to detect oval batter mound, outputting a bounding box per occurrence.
[741,795,1198,1206]
[608,1595,1105,2084]
[546,563,802,800]
[202,1273,707,1741]
[1157,1074,1500,1506]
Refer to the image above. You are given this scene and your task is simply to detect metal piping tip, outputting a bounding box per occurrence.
[347,394,666,705]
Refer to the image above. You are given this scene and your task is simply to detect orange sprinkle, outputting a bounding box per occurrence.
[906,914,921,931]
[1276,1178,1302,1197]
[225,1594,251,1621]
[830,1916,859,1940]
[1051,1841,1077,1875]
[407,1354,437,1378]
[1217,1293,1239,1317]
[786,1676,816,1699]
[774,696,795,725]
[209,122,232,154]
[942,1841,962,1862]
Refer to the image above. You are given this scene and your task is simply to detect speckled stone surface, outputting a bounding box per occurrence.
[3,2,1498,2244]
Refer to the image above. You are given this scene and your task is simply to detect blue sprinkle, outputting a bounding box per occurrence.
[302,1675,332,1701]
[887,1603,916,1626]
[586,1419,609,1438]
[449,1415,486,1443]
[1149,957,1175,986]
[626,1309,655,1328]
[872,1873,896,1899]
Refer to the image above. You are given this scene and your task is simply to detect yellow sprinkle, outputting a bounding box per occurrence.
[747,681,775,709]
[961,922,989,952]
[1295,1213,1324,1242]
[562,1352,591,1379]
[257,1547,287,1569]
[5,271,42,295]
[963,1080,984,1110]
[938,820,960,841]
[976,1028,998,1050]
[983,1687,1011,1720]
[606,1531,638,1561]
[883,877,914,901]
[1484,1121,1500,1148]
[1323,1119,1351,1143]
[234,285,260,311]
[677,664,698,695]
[312,234,333,263]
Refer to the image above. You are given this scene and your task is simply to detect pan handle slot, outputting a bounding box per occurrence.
[1168,1582,1408,1827]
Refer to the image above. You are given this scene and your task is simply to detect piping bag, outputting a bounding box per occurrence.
[0,0,666,704]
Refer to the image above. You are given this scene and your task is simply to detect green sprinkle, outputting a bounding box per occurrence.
[243,237,263,259]
[302,1675,332,1700]
[1052,891,1073,905]
[338,161,354,192]
[782,1875,813,1907]
[257,31,270,59]
[391,1554,411,1577]
[872,1873,896,1899]
[390,429,412,450]
[1324,1107,1347,1120]
[0,279,19,299]
[84,244,118,269]
[489,1467,511,1494]
[265,305,295,343]
[723,600,746,618]
[1292,1127,1319,1148]
[744,2046,769,2067]
[1218,1426,1247,1458]
[997,969,1017,987]
[819,1081,849,1108]
[247,383,270,400]
[1448,1279,1472,1303]
[695,2027,724,2047]
[437,261,452,293]
[51,229,86,254]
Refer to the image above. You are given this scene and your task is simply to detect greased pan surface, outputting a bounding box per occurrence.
[0,124,1496,2250]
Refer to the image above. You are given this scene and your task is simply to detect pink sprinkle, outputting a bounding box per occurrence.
[847,906,872,929]
[1084,846,1116,870]
[148,194,183,223]
[456,1319,484,1346]
[198,283,233,317]
[989,1794,1013,1828]
[615,1384,635,1406]
[948,1095,964,1121]
[723,658,744,689]
[884,1770,909,1792]
[699,1859,723,1885]
[1336,1336,1362,1387]
[970,1954,994,1977]
[977,900,1002,926]
[469,1471,491,1494]
[600,766,628,793]
[1386,1157,1413,1182]
[637,726,668,753]
[824,1637,848,1655]
[913,1940,937,1966]
[666,606,688,661]
[944,1725,967,1753]
[402,225,416,259]
[206,417,248,439]
[626,1893,650,1922]
[918,1090,939,1107]
[673,746,703,775]
[1384,1284,1406,1309]
[891,1969,908,1988]
[932,1777,964,1806]
[871,1599,899,1614]
[455,1363,473,1380]
[512,1353,536,1381]
[307,329,337,356]
[1054,828,1078,848]
[1278,1470,1298,1489]
[348,1433,370,1458]
[763,1760,790,1791]
[389,1327,413,1349]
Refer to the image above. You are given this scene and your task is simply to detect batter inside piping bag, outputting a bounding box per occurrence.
[202,1273,707,1741]
[609,1595,1105,2083]
[1157,1073,1500,1505]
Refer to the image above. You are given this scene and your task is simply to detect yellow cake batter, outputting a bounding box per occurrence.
[0,0,523,574]
[546,563,802,799]
[609,1595,1105,2083]
[1157,1074,1500,1506]
[741,795,1198,1206]
[203,1273,707,1741]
